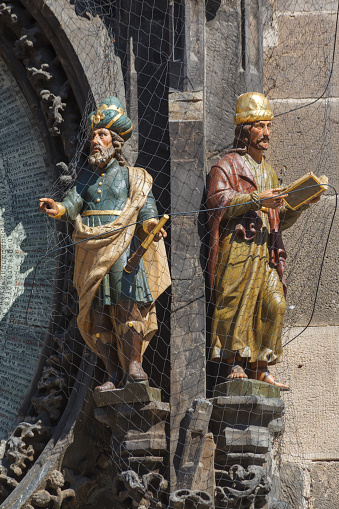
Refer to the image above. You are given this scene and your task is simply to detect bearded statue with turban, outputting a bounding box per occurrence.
[207,92,321,390]
[39,97,170,391]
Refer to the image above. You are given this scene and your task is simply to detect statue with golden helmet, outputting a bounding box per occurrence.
[207,92,321,389]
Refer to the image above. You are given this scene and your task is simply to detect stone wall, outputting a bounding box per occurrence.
[265,2,339,507]
[205,1,338,507]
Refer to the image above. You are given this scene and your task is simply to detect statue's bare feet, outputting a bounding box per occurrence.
[127,361,148,382]
[249,369,290,391]
[94,380,116,393]
[118,362,148,387]
[94,373,120,393]
[226,364,248,380]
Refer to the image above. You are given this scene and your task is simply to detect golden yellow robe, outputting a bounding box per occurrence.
[210,154,302,364]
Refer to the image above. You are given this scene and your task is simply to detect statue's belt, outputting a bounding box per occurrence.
[82,210,122,217]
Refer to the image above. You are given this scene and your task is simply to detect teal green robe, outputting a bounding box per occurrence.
[59,159,158,306]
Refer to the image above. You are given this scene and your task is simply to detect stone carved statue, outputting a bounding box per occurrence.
[207,92,321,389]
[39,96,170,391]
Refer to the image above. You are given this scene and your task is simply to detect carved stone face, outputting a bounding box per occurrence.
[89,128,114,167]
[248,120,271,152]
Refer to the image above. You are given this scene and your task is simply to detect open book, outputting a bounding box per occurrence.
[282,172,328,210]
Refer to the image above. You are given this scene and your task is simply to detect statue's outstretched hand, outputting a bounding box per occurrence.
[259,188,288,209]
[39,198,58,216]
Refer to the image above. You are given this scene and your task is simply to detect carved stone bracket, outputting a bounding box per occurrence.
[210,385,286,509]
[23,470,75,509]
[0,263,81,506]
[169,488,213,508]
[0,3,18,25]
[215,465,271,508]
[112,470,169,509]
[93,387,170,506]
[0,420,52,481]
[0,349,96,508]
[94,395,170,476]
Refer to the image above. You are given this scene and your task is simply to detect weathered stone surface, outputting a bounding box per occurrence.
[191,433,215,497]
[111,429,167,456]
[171,217,205,280]
[169,91,203,121]
[216,425,270,454]
[94,401,170,434]
[34,0,125,106]
[268,502,288,509]
[267,99,339,327]
[2,419,50,480]
[268,99,339,182]
[206,0,263,166]
[170,298,206,375]
[214,451,266,468]
[169,488,213,509]
[310,461,339,509]
[215,465,271,509]
[210,396,285,429]
[186,399,212,434]
[266,430,285,506]
[92,381,161,407]
[210,391,286,507]
[169,19,207,490]
[268,417,284,434]
[270,326,339,461]
[124,456,165,476]
[265,12,338,99]
[279,462,306,509]
[206,1,242,165]
[112,470,168,509]
[94,396,169,479]
[170,95,206,492]
[169,120,205,214]
[175,399,213,492]
[275,0,338,14]
[213,379,280,399]
[29,470,75,509]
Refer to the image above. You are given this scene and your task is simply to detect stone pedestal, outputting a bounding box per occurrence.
[93,385,170,507]
[92,381,161,407]
[213,379,281,399]
[210,380,286,508]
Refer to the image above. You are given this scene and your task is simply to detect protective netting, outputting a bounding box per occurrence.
[0,0,338,507]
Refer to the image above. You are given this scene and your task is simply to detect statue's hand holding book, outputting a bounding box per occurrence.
[282,172,328,210]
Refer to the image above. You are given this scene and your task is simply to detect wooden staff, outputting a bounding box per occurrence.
[124,214,169,273]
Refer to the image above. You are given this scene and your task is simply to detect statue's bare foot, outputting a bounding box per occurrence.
[94,380,116,393]
[227,364,248,380]
[249,369,290,391]
[94,373,120,392]
[118,362,148,387]
[127,361,148,382]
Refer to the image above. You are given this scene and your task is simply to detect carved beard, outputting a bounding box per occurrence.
[251,136,269,151]
[88,145,115,167]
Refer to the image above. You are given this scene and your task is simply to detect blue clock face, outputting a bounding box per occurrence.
[0,58,55,438]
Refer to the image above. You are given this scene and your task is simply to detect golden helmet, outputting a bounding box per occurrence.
[234,92,274,125]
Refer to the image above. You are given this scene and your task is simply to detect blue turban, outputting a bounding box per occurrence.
[88,96,133,141]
